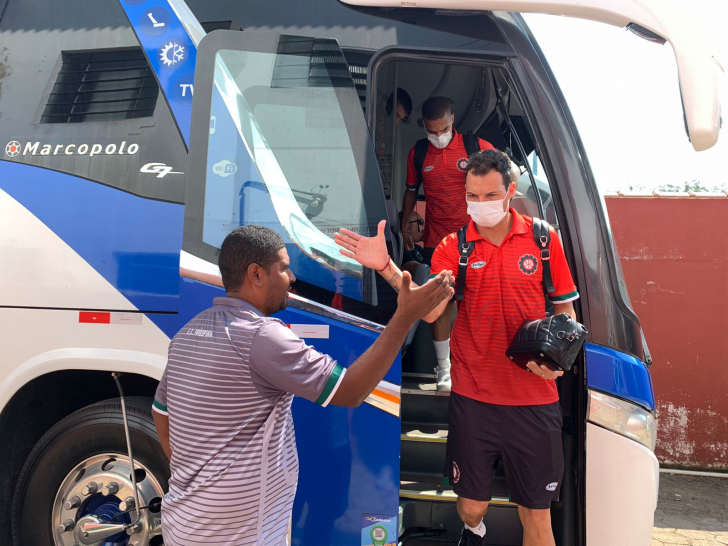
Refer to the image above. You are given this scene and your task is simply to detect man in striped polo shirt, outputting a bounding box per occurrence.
[152,225,453,546]
[336,150,579,546]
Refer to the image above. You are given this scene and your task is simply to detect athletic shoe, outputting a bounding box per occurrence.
[436,364,451,392]
[458,527,487,546]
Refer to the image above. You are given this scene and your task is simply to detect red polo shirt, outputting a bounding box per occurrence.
[430,210,579,406]
[406,130,494,248]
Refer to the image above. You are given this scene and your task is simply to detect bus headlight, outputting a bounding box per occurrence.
[587,390,657,451]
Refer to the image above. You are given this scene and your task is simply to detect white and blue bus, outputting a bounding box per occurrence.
[0,1,722,545]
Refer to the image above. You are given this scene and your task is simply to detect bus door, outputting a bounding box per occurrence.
[179,30,402,546]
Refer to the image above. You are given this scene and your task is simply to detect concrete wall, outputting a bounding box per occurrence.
[605,196,728,470]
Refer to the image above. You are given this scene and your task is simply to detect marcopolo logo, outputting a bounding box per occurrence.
[4,141,140,158]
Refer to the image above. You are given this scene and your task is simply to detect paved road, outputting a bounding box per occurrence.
[652,473,728,545]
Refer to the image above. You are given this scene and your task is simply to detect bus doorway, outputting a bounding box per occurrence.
[370,53,578,545]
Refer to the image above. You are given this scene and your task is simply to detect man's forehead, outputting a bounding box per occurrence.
[466,171,507,193]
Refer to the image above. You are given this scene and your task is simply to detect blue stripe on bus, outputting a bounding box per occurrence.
[585,343,655,411]
[0,162,183,318]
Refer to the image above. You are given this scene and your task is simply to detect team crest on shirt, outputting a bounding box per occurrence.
[518,254,538,275]
[456,158,469,171]
[453,461,461,484]
[424,165,435,172]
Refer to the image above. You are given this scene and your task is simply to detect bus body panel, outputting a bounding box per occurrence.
[586,423,659,546]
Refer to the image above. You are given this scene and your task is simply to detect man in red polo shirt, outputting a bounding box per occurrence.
[400,96,495,391]
[335,149,578,546]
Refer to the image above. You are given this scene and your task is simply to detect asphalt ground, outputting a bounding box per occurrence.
[652,473,728,545]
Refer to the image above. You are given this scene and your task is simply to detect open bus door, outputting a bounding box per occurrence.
[341,0,724,152]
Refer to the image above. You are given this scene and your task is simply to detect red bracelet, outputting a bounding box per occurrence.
[376,260,392,273]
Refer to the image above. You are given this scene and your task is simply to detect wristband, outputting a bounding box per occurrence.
[376,259,392,273]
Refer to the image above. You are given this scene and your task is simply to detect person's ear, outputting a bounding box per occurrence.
[247,263,265,287]
[450,114,455,126]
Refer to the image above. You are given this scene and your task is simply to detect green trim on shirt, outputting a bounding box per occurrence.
[153,399,168,414]
[315,363,345,405]
[550,290,579,302]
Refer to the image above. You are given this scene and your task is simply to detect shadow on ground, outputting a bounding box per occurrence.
[652,473,728,545]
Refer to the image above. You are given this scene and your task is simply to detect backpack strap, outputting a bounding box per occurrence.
[413,138,429,188]
[533,217,555,294]
[462,131,482,158]
[455,224,474,301]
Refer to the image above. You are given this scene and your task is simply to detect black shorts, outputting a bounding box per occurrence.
[445,392,564,509]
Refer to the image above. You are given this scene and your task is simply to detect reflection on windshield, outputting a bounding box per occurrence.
[209,52,363,278]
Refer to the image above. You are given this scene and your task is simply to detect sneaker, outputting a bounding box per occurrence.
[458,527,487,546]
[436,363,451,392]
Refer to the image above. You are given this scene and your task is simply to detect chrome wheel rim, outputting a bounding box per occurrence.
[52,453,164,546]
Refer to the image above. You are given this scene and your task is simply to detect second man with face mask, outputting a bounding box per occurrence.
[400,96,495,391]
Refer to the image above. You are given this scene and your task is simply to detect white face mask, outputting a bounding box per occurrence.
[467,194,511,228]
[427,130,452,149]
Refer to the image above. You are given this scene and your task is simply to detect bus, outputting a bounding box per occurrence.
[0,1,722,545]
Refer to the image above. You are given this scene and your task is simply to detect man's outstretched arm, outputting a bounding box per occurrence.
[334,220,452,323]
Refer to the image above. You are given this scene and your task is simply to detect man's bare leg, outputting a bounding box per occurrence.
[456,497,489,544]
[518,506,555,546]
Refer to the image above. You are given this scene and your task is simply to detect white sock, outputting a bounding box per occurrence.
[434,339,450,363]
[465,520,486,538]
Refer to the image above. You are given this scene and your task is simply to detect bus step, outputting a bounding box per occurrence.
[402,427,447,477]
[401,377,450,424]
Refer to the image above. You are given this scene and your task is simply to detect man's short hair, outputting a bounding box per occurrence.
[219,225,285,292]
[465,149,513,189]
[386,88,413,117]
[422,96,452,121]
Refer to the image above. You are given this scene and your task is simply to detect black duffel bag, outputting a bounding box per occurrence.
[506,313,588,372]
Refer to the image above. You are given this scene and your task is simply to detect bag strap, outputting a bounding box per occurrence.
[533,217,555,294]
[463,131,482,158]
[413,138,429,187]
[455,224,474,301]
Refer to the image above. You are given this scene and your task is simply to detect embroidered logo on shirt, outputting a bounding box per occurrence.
[424,165,435,172]
[456,158,469,171]
[546,482,558,491]
[470,261,486,269]
[518,254,538,275]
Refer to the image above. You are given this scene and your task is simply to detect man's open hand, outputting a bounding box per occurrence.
[335,220,389,271]
[396,270,454,324]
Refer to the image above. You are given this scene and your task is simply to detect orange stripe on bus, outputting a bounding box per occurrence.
[372,388,400,405]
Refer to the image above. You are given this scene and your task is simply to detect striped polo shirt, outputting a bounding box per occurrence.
[430,210,579,406]
[153,297,345,546]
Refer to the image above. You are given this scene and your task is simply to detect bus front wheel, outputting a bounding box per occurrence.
[11,397,169,546]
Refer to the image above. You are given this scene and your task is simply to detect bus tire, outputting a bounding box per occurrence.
[11,397,169,546]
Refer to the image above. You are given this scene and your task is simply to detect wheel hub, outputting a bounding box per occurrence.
[52,454,164,546]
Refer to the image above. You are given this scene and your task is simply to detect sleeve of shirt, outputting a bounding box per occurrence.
[478,138,496,151]
[429,234,460,284]
[153,363,169,416]
[547,227,580,303]
[247,320,346,407]
[405,146,420,192]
